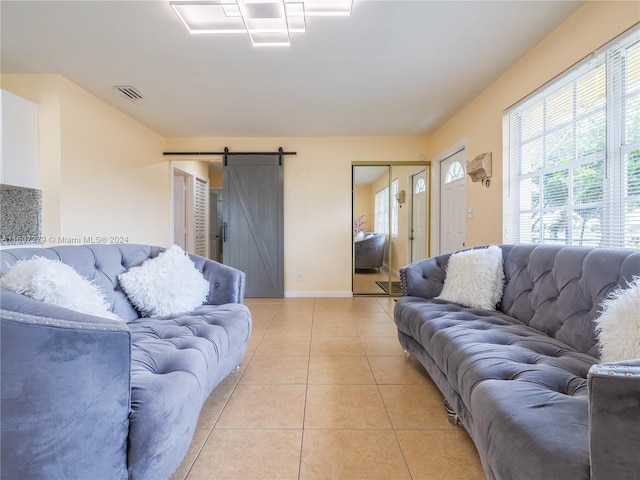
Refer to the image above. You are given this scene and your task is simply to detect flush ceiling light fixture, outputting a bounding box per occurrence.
[170,0,353,47]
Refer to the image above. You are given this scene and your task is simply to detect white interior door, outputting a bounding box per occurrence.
[440,150,467,253]
[410,169,428,262]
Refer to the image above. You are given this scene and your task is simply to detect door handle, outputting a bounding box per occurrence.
[223,222,228,242]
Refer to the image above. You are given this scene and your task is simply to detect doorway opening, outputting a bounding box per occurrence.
[171,166,210,257]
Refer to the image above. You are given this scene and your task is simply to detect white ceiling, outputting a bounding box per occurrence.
[0,0,584,138]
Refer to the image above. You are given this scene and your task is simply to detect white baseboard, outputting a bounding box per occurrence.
[285,291,353,298]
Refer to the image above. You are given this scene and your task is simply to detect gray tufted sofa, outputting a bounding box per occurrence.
[395,244,640,480]
[354,232,386,271]
[0,244,252,480]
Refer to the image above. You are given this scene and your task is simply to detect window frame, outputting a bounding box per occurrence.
[374,186,389,235]
[504,26,640,248]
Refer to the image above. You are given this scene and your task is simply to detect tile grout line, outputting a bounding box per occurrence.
[182,301,280,479]
[297,297,324,480]
[366,302,416,480]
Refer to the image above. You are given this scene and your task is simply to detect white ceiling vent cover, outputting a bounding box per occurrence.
[113,85,143,104]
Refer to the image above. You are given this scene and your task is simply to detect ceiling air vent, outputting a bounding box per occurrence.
[113,85,143,104]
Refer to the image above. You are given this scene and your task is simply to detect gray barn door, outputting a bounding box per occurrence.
[223,154,284,297]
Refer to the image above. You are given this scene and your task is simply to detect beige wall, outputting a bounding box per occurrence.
[428,1,640,249]
[172,160,209,180]
[209,166,224,189]
[165,137,428,295]
[1,74,168,246]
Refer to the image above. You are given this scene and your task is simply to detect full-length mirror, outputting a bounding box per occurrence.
[352,162,430,296]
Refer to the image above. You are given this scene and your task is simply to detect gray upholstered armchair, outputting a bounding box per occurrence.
[354,232,386,271]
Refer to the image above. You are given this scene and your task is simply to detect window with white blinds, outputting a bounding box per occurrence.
[504,26,640,248]
[374,187,389,235]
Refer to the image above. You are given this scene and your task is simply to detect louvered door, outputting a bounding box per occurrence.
[194,177,208,257]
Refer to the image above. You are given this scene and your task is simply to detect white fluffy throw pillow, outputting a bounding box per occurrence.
[595,277,640,362]
[0,256,119,320]
[118,245,209,317]
[437,245,504,310]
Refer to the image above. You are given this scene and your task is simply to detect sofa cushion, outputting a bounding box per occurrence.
[437,245,504,310]
[0,244,167,321]
[119,245,209,317]
[395,296,597,480]
[395,297,595,400]
[126,302,252,480]
[498,244,640,357]
[0,256,119,320]
[595,276,640,362]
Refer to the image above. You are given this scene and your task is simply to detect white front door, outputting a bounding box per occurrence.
[410,169,428,262]
[440,150,467,253]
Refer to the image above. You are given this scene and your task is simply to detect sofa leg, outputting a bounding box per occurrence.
[403,349,413,359]
[233,364,241,374]
[444,399,459,426]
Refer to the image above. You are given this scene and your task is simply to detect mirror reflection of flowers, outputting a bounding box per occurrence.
[354,214,366,234]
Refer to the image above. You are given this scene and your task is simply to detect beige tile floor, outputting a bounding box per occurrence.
[353,270,401,295]
[171,297,486,480]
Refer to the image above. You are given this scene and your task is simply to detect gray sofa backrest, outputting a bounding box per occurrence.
[401,244,640,358]
[500,244,640,358]
[0,244,164,321]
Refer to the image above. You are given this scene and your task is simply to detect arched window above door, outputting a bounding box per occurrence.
[445,161,465,184]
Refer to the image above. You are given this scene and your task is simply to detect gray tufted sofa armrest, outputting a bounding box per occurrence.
[1,309,131,480]
[400,252,453,298]
[588,359,640,480]
[189,254,246,305]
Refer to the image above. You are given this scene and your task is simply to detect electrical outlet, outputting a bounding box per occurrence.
[297,272,303,281]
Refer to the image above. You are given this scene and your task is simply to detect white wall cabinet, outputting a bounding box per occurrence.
[0,89,39,189]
